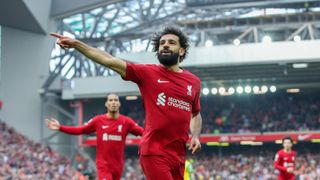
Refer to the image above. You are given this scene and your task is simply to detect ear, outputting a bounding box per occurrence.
[179,48,185,57]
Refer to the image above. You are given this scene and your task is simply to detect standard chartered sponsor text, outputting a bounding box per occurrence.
[167,97,190,111]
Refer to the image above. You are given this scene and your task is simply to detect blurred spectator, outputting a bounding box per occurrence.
[0,121,85,179]
[199,94,320,134]
[122,150,320,180]
[115,93,320,134]
[85,93,320,134]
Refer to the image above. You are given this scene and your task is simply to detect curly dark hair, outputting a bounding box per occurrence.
[151,27,190,62]
[282,136,293,143]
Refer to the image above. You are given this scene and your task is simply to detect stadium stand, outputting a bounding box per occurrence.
[0,121,86,179]
[122,145,320,179]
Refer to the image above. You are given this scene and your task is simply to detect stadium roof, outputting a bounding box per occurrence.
[41,0,320,91]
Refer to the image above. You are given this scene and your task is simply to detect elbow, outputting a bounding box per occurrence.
[192,112,200,118]
[140,129,144,136]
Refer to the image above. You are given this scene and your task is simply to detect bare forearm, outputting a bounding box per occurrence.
[75,41,110,64]
[74,40,126,76]
[190,113,202,138]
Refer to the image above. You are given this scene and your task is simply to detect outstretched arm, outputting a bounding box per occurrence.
[45,118,95,135]
[50,33,127,77]
[189,112,202,154]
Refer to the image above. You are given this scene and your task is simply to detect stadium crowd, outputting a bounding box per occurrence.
[117,93,320,134]
[122,150,320,180]
[0,121,85,180]
[201,94,320,134]
[2,93,319,179]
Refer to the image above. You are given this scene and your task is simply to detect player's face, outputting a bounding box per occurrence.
[105,94,120,113]
[157,34,185,66]
[283,139,293,150]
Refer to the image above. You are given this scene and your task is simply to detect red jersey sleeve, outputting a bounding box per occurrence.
[122,63,146,84]
[127,118,144,136]
[59,118,96,135]
[274,151,287,172]
[192,84,201,114]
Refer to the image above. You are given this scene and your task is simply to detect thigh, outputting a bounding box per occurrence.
[139,155,174,180]
[112,170,122,180]
[171,161,185,180]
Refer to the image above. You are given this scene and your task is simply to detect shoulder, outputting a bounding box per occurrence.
[276,149,284,155]
[146,64,162,71]
[183,69,201,83]
[128,63,158,69]
[119,114,134,123]
[127,63,160,74]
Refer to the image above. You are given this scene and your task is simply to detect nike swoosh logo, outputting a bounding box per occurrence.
[102,126,109,129]
[157,79,170,83]
[298,134,310,140]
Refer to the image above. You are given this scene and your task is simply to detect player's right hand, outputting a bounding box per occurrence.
[50,32,77,49]
[287,167,294,173]
[45,118,60,131]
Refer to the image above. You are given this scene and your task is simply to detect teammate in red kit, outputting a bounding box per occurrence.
[274,136,297,180]
[45,94,144,180]
[50,26,202,180]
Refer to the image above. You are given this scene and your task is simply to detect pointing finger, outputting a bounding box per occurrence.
[50,32,64,39]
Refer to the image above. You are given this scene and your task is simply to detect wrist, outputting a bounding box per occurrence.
[191,134,200,139]
[74,40,82,48]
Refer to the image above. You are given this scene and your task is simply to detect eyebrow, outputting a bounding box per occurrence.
[160,39,177,43]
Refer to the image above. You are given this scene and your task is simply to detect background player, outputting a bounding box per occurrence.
[274,136,297,180]
[46,93,144,180]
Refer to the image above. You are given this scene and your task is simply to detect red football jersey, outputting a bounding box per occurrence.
[274,149,297,180]
[59,114,143,174]
[123,63,201,162]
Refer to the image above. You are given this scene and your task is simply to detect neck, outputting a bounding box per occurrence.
[162,64,182,72]
[107,112,119,119]
[284,148,291,153]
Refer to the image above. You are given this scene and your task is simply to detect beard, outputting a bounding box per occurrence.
[157,51,180,66]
